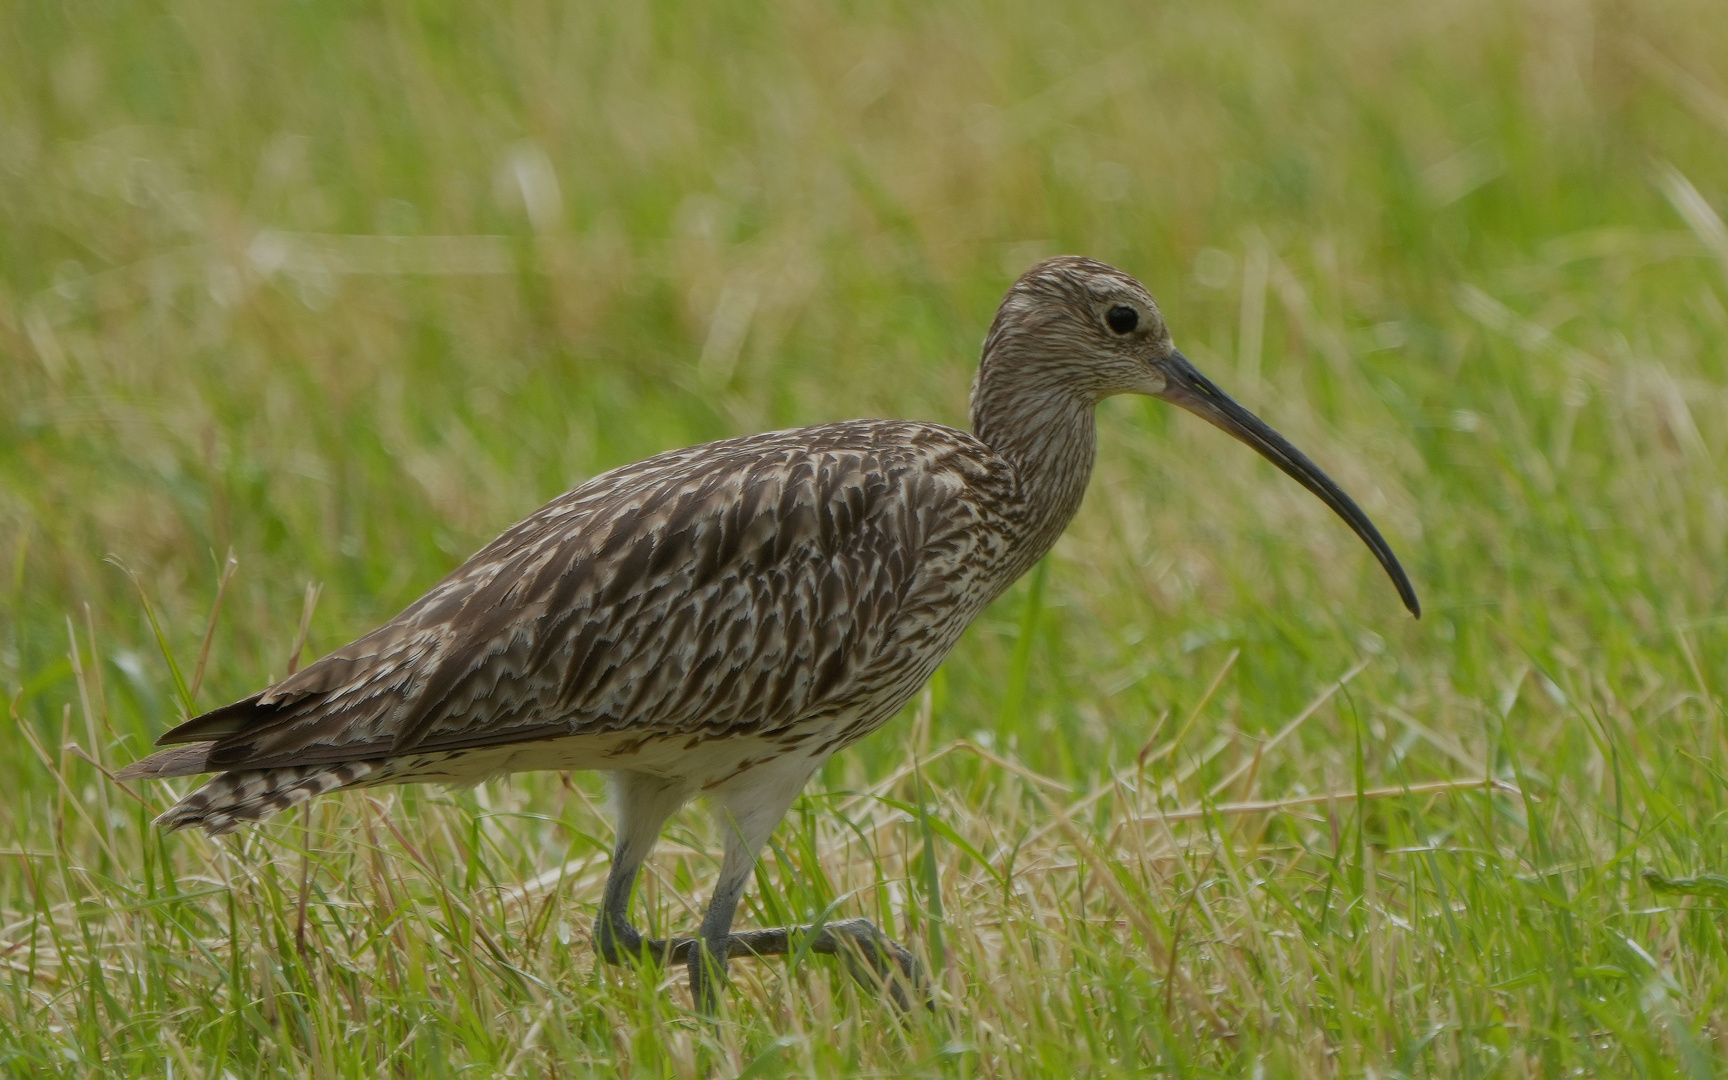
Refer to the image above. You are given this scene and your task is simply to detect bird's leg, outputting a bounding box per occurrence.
[658,756,821,1013]
[685,831,758,1014]
[598,759,927,1012]
[593,771,691,966]
[593,841,647,964]
[656,918,929,1012]
[649,757,929,1013]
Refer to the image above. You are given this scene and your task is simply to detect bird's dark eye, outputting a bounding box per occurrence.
[1105,305,1139,334]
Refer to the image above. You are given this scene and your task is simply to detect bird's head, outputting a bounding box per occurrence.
[981,255,1420,618]
[982,256,1176,400]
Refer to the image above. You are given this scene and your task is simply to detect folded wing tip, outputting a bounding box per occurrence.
[113,742,217,781]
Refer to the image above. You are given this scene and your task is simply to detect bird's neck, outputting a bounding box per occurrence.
[970,370,1098,568]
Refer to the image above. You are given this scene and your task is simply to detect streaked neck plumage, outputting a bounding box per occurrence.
[970,343,1099,579]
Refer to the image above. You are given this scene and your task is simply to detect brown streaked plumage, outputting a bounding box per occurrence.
[119,256,1418,1012]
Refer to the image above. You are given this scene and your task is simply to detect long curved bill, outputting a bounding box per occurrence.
[1156,350,1420,618]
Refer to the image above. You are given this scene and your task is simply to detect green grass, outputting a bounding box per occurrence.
[5,0,1728,1075]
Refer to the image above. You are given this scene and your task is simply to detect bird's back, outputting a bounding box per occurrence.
[144,420,1022,787]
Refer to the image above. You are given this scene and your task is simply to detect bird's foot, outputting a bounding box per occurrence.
[593,914,655,966]
[644,918,930,1012]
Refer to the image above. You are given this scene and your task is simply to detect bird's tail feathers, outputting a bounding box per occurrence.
[155,761,378,835]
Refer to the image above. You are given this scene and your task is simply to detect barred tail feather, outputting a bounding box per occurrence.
[156,761,378,835]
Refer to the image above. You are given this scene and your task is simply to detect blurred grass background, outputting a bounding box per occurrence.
[5,0,1728,1075]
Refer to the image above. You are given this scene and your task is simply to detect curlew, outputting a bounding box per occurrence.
[118,256,1419,1012]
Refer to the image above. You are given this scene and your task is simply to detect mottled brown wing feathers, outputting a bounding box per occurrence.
[113,741,216,780]
[163,422,1011,774]
[157,693,267,744]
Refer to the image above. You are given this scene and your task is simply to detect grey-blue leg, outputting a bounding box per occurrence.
[594,771,692,964]
[684,756,927,1013]
[594,759,927,1013]
[680,755,818,1012]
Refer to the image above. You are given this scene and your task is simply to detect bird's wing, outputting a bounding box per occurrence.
[158,423,1008,772]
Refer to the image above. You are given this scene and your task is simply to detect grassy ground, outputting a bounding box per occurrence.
[4,0,1728,1075]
